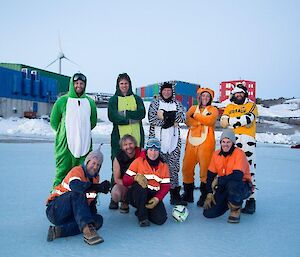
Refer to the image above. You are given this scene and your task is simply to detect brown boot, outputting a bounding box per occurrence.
[82,224,104,245]
[47,226,61,242]
[227,202,241,223]
[120,202,129,213]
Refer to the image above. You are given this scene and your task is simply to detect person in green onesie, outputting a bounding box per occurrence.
[50,73,97,188]
[108,73,145,209]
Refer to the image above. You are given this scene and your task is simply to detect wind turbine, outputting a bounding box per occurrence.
[45,33,79,74]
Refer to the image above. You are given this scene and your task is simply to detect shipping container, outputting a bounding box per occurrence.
[153,83,159,96]
[188,96,194,109]
[141,87,145,98]
[0,63,70,94]
[175,81,200,96]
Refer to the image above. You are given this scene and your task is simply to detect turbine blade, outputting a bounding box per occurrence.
[58,31,63,52]
[64,56,79,66]
[45,57,59,68]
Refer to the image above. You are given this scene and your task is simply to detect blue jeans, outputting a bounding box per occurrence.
[46,191,103,237]
[203,180,251,218]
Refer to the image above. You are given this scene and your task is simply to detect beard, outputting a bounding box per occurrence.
[232,95,246,105]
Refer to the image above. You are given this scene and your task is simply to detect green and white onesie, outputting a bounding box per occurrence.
[50,75,97,188]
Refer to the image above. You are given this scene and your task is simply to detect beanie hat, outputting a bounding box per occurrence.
[84,146,104,167]
[220,129,236,144]
[231,83,248,97]
[145,138,161,151]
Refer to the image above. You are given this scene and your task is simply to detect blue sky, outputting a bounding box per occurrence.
[1,0,299,99]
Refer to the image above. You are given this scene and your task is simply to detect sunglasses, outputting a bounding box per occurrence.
[73,73,86,83]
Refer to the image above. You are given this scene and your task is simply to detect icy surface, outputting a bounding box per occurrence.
[0,142,299,257]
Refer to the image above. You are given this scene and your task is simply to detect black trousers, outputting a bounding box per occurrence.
[126,183,167,225]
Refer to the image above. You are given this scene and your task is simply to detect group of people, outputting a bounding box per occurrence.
[45,72,258,245]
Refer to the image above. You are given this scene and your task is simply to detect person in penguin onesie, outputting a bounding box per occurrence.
[220,83,258,214]
[148,81,187,206]
[181,87,219,207]
[50,73,97,188]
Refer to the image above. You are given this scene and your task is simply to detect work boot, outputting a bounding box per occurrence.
[170,187,187,206]
[139,219,150,227]
[241,198,256,214]
[83,224,104,245]
[47,226,61,242]
[109,198,119,209]
[197,182,208,207]
[120,201,129,213]
[181,183,194,203]
[227,202,241,223]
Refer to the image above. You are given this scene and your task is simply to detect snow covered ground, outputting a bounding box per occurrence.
[0,142,299,257]
[0,100,299,144]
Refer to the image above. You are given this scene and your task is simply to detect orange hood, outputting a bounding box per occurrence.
[197,87,215,100]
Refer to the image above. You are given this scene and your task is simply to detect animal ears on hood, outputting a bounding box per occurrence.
[197,87,215,99]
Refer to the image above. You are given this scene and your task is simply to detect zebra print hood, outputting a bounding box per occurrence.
[159,81,176,103]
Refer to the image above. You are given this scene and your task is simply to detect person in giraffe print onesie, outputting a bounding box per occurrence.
[220,83,258,214]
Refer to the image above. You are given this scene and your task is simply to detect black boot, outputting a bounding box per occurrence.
[241,198,256,214]
[170,187,188,206]
[181,183,194,203]
[109,198,119,209]
[197,182,208,207]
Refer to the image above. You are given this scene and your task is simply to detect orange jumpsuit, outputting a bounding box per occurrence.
[182,88,218,184]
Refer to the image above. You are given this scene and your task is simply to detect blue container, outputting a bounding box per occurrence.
[181,95,189,111]
[23,78,31,95]
[148,85,154,97]
[12,74,22,95]
[32,80,40,97]
[175,81,199,96]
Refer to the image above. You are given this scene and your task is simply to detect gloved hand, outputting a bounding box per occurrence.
[145,197,159,209]
[220,115,229,128]
[88,180,111,194]
[157,110,164,120]
[118,110,126,117]
[134,173,148,189]
[162,111,176,129]
[204,193,216,209]
[211,176,218,194]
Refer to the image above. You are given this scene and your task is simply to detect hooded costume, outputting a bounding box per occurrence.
[148,82,186,205]
[181,88,219,204]
[50,73,97,188]
[220,84,258,205]
[108,73,145,162]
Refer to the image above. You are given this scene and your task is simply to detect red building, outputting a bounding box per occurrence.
[219,80,256,102]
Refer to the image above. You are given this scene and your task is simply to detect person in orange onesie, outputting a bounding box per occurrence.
[181,88,219,206]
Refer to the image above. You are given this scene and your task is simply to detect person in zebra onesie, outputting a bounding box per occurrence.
[220,83,258,214]
[148,82,187,206]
